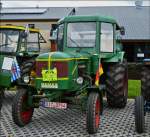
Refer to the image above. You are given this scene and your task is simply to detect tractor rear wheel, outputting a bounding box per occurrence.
[12,88,34,127]
[20,59,35,84]
[141,67,150,101]
[135,96,145,133]
[106,61,128,108]
[86,92,100,134]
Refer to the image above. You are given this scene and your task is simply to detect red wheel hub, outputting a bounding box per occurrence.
[21,109,32,123]
[20,95,32,123]
[95,99,100,128]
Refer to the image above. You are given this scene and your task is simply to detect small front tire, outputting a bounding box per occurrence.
[86,92,100,134]
[12,88,34,127]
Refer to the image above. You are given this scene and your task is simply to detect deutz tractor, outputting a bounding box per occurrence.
[135,59,150,133]
[0,25,46,111]
[12,16,128,134]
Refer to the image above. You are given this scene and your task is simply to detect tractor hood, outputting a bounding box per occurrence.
[35,51,91,90]
[36,51,90,61]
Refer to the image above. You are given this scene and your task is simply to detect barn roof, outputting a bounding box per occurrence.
[1,6,150,40]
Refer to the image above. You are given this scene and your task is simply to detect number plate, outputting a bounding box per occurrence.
[137,53,144,57]
[41,83,58,88]
[42,68,57,81]
[2,57,13,70]
[40,101,67,109]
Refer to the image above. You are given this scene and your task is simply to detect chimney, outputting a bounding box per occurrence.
[135,0,143,9]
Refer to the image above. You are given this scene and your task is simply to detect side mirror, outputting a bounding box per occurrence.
[120,26,125,35]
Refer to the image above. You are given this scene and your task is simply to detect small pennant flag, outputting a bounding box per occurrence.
[11,59,21,82]
[95,64,104,87]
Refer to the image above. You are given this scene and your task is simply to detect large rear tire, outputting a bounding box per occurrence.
[20,59,35,84]
[106,61,128,108]
[141,67,150,101]
[135,96,145,133]
[86,92,100,134]
[12,88,34,127]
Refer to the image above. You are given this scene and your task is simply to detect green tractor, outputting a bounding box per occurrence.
[12,16,128,134]
[0,25,46,111]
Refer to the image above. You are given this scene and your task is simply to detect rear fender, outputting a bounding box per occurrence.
[103,51,124,62]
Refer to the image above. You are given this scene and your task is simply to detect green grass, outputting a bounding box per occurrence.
[128,80,141,98]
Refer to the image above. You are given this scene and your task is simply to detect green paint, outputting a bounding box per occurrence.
[0,72,12,87]
[59,15,118,25]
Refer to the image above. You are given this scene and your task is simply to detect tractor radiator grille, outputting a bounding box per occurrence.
[36,61,68,78]
[52,61,68,77]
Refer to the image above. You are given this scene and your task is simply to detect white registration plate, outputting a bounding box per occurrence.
[41,83,58,88]
[137,53,144,57]
[40,101,67,109]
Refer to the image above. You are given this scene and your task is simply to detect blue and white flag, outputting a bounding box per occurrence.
[11,58,21,82]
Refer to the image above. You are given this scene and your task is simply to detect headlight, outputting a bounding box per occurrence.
[23,76,30,83]
[76,77,83,85]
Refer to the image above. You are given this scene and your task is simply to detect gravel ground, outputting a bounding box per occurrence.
[0,91,150,137]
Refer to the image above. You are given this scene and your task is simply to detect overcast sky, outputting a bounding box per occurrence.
[1,1,150,7]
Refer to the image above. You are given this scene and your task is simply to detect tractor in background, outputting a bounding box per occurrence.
[0,25,46,111]
[135,59,150,133]
[12,16,128,134]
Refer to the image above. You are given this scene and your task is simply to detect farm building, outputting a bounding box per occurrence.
[0,6,150,62]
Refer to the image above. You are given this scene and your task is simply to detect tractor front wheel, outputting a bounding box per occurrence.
[12,88,34,127]
[86,92,100,134]
[135,96,145,133]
